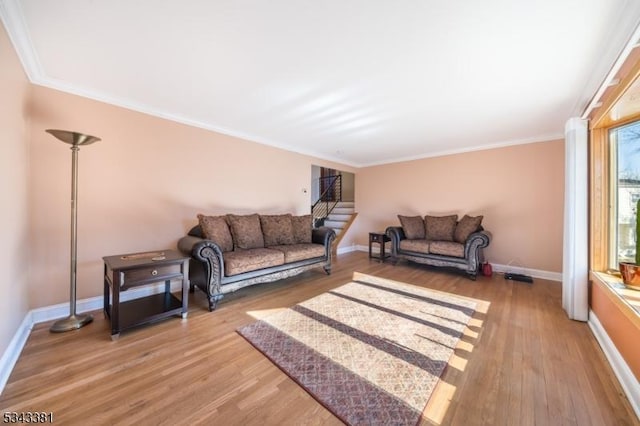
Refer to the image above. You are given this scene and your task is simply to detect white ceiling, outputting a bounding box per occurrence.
[2,0,640,167]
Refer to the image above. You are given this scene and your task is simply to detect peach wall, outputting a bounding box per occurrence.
[591,280,640,381]
[1,19,565,345]
[28,86,355,308]
[353,141,565,273]
[0,23,31,357]
[1,14,564,351]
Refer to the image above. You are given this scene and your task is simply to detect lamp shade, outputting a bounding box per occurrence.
[46,129,101,146]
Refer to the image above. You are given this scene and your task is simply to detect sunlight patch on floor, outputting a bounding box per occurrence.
[464,328,479,339]
[423,301,489,425]
[423,380,458,425]
[457,339,474,352]
[449,353,468,371]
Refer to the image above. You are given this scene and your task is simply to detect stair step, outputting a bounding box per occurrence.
[336,201,355,208]
[332,207,355,214]
[325,220,346,228]
[327,213,352,221]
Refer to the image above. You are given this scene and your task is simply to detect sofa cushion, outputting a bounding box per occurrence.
[227,214,265,249]
[429,241,465,258]
[454,215,483,243]
[399,239,430,254]
[291,214,312,243]
[223,248,285,276]
[270,243,325,263]
[260,214,295,246]
[398,215,426,240]
[197,214,234,252]
[424,215,458,241]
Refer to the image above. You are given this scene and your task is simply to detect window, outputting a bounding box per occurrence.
[589,50,640,273]
[609,120,640,269]
[587,42,640,350]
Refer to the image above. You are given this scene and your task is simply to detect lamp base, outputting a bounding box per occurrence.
[49,314,93,333]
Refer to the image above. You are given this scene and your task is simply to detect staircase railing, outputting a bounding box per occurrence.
[311,174,342,227]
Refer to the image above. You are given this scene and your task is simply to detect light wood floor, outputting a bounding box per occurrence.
[1,252,638,425]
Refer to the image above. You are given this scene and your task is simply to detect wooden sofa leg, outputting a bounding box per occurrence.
[323,264,332,275]
[208,298,218,311]
[208,294,224,311]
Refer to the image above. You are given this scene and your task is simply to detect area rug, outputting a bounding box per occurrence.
[237,272,479,425]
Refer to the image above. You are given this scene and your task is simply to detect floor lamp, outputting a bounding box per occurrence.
[47,129,101,333]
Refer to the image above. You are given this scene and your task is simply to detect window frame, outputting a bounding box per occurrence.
[589,53,640,273]
[606,121,640,269]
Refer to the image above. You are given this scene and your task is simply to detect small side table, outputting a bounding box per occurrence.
[369,232,391,261]
[103,249,190,339]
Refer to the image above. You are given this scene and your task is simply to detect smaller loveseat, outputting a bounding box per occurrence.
[178,213,335,311]
[386,214,490,280]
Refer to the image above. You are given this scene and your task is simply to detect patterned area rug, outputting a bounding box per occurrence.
[237,272,478,425]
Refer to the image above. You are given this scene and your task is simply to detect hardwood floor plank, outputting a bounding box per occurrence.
[0,252,637,425]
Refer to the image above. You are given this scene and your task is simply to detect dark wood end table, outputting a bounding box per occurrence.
[369,232,391,261]
[103,249,190,339]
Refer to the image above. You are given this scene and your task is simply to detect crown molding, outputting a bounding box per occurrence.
[0,0,566,170]
[0,0,580,170]
[34,73,362,167]
[33,73,575,169]
[0,0,44,83]
[359,133,565,167]
[576,2,640,118]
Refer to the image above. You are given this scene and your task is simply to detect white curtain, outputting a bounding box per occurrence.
[562,117,589,321]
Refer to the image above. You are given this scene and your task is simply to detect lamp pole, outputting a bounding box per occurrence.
[46,129,101,333]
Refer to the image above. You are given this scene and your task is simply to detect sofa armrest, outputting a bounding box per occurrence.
[312,226,336,247]
[465,230,491,251]
[385,226,405,256]
[178,235,205,256]
[464,230,491,272]
[177,235,225,303]
[386,226,405,240]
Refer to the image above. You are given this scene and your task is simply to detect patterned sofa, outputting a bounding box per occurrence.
[178,213,335,311]
[386,214,491,280]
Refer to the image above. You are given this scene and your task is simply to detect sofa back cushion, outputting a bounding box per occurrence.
[291,214,312,243]
[398,215,426,240]
[227,214,265,249]
[260,214,296,246]
[454,215,483,243]
[424,215,458,241]
[197,214,234,252]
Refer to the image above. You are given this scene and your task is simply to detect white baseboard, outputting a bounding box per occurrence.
[491,263,562,282]
[588,310,640,419]
[0,313,33,395]
[337,244,391,255]
[341,246,562,282]
[0,245,561,397]
[30,282,181,324]
[336,245,359,255]
[0,281,180,395]
[355,244,369,253]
